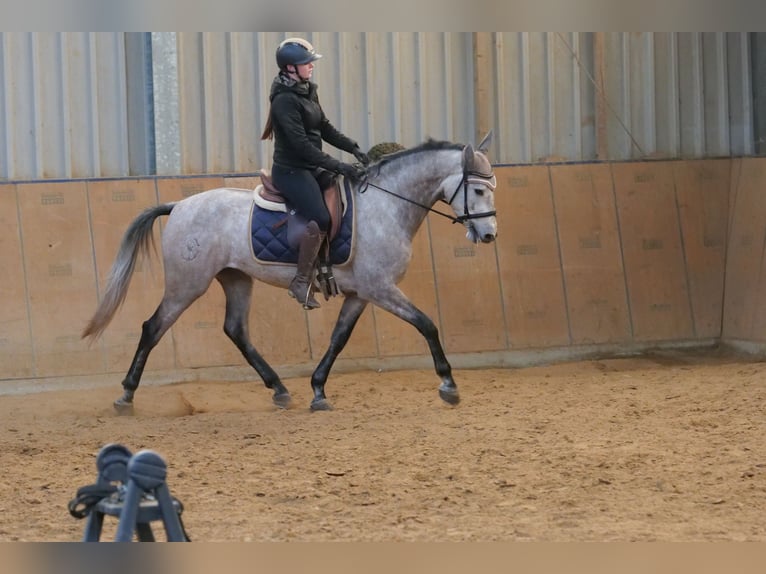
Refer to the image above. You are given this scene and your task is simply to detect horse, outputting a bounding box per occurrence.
[82,131,498,414]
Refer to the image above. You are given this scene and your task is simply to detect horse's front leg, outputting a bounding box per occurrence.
[310,295,368,411]
[367,285,459,406]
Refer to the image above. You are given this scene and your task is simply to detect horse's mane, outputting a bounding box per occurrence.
[369,138,463,175]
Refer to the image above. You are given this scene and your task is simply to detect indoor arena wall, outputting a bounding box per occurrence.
[1,157,764,390]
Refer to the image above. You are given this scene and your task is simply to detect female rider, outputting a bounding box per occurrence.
[261,37,369,309]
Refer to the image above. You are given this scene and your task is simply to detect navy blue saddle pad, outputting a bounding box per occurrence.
[250,181,354,265]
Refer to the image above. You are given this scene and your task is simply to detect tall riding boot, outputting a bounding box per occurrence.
[288,221,325,309]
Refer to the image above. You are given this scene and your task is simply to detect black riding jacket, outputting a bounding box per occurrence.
[269,76,358,173]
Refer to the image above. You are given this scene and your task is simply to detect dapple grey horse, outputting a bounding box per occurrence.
[83,132,498,413]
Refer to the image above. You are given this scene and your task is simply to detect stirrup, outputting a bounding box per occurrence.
[288,280,320,310]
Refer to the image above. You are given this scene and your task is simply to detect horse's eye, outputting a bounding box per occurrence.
[475,188,484,196]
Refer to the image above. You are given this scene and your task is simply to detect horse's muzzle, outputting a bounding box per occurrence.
[466,222,497,244]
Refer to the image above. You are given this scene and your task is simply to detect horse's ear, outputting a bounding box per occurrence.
[462,144,475,171]
[477,130,493,154]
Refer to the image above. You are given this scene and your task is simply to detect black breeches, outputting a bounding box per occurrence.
[271,165,331,232]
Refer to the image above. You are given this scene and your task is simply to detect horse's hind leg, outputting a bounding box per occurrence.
[310,295,369,411]
[216,268,291,408]
[116,298,191,414]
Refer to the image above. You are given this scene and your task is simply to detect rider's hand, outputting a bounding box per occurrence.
[338,162,367,181]
[352,147,371,166]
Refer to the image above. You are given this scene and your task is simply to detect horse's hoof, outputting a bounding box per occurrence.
[113,398,135,416]
[310,398,333,412]
[273,392,292,409]
[438,386,460,406]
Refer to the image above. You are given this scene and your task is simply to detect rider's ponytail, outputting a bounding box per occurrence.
[260,109,274,140]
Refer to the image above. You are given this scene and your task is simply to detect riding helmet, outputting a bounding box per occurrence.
[276,37,322,70]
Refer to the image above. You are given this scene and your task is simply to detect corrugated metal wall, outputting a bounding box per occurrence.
[0,32,132,180]
[153,32,477,175]
[0,32,757,180]
[481,32,754,162]
[753,33,766,155]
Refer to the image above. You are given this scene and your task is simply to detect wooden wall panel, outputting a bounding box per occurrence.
[551,163,631,344]
[156,176,241,368]
[728,158,742,238]
[673,160,730,338]
[249,281,312,367]
[494,166,570,348]
[723,158,744,339]
[723,158,766,340]
[0,184,34,378]
[3,158,756,386]
[751,172,766,338]
[754,236,766,342]
[307,298,378,360]
[612,162,694,341]
[158,176,226,201]
[223,175,260,191]
[429,208,506,354]
[17,182,102,376]
[87,179,175,373]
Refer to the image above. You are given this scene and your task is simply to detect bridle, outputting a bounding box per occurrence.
[360,162,497,225]
[445,167,497,224]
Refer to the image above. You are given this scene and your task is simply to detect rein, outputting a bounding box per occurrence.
[360,167,497,225]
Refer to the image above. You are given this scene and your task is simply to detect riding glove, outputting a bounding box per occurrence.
[338,162,367,181]
[352,147,371,166]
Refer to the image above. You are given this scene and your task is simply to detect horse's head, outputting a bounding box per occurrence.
[442,131,498,244]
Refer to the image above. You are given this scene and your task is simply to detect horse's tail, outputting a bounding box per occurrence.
[82,203,176,343]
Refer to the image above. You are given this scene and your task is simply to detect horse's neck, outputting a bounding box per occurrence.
[370,177,438,242]
[372,153,456,236]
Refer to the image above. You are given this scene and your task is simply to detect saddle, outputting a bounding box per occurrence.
[254,169,347,244]
[252,169,353,301]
